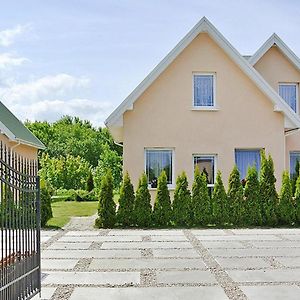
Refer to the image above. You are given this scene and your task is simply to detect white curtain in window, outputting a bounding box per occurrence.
[194,75,214,106]
[235,150,261,180]
[279,84,297,112]
[290,152,300,177]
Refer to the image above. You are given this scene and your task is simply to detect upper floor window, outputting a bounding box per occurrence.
[193,74,215,107]
[279,83,298,113]
[145,149,173,188]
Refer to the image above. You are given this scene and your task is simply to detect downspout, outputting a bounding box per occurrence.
[10,140,21,151]
[114,141,123,148]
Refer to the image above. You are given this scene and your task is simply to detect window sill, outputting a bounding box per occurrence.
[149,186,175,191]
[191,106,220,111]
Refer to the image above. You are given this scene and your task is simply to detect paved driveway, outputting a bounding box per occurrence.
[36,228,300,300]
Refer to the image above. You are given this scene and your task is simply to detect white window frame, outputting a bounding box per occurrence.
[144,148,175,189]
[289,151,300,176]
[192,154,217,187]
[278,83,298,113]
[192,72,217,110]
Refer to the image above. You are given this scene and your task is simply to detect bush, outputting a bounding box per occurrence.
[40,179,53,227]
[295,175,300,224]
[153,171,172,226]
[86,170,94,192]
[95,170,116,228]
[117,171,135,226]
[211,171,228,225]
[278,172,295,225]
[172,172,191,226]
[134,173,152,227]
[191,167,211,226]
[228,165,244,225]
[244,166,262,226]
[260,151,278,226]
[291,160,299,196]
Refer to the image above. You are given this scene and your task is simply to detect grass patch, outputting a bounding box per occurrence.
[46,201,98,228]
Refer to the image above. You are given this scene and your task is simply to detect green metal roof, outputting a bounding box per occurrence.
[0,101,45,149]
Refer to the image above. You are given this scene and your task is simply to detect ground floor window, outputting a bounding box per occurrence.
[193,155,216,185]
[145,149,173,188]
[235,149,261,180]
[290,151,300,177]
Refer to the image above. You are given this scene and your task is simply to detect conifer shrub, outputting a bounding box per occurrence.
[211,171,229,225]
[172,172,191,226]
[227,165,244,225]
[95,170,116,228]
[40,179,53,227]
[291,160,300,196]
[117,171,135,226]
[278,171,295,225]
[244,166,262,226]
[86,170,94,192]
[259,151,278,226]
[295,175,300,224]
[152,171,172,226]
[191,167,211,226]
[133,173,152,227]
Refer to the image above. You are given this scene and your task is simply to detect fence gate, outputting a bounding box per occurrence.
[0,142,41,300]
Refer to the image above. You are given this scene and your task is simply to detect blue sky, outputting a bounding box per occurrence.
[0,0,300,126]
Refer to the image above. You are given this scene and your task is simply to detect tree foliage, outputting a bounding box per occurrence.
[228,165,244,225]
[134,173,152,227]
[211,171,228,225]
[40,179,53,227]
[95,170,116,228]
[191,167,211,226]
[259,151,278,226]
[244,166,262,226]
[172,172,191,226]
[153,171,172,226]
[86,170,94,192]
[117,172,135,226]
[40,153,91,190]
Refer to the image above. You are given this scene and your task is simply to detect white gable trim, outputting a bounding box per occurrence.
[105,17,300,131]
[249,33,300,71]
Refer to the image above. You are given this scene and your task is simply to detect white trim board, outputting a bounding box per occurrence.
[105,17,300,138]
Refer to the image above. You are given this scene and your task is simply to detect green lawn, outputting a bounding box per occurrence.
[46,201,98,228]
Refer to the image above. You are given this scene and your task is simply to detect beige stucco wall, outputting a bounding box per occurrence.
[123,33,285,200]
[0,134,38,160]
[254,46,300,172]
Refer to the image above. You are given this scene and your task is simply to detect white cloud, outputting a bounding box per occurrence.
[0,73,111,126]
[0,53,28,69]
[0,24,31,47]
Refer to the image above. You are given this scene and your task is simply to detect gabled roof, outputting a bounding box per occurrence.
[249,33,300,71]
[0,101,45,149]
[105,17,300,139]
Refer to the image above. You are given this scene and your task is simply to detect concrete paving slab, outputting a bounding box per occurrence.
[215,257,270,269]
[232,229,300,235]
[41,231,58,237]
[275,257,300,267]
[195,235,281,241]
[227,269,300,282]
[208,247,300,257]
[241,285,300,300]
[42,259,79,270]
[42,249,141,259]
[89,258,206,270]
[48,242,92,250]
[157,270,217,284]
[191,229,228,235]
[65,231,100,236]
[151,235,188,242]
[153,249,200,258]
[101,241,192,249]
[109,230,184,236]
[43,271,140,285]
[69,287,229,300]
[282,235,300,241]
[32,287,56,300]
[201,241,246,248]
[250,241,300,248]
[58,235,143,242]
[41,236,52,243]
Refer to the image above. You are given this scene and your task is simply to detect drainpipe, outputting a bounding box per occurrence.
[114,141,123,148]
[284,128,300,136]
[10,140,21,151]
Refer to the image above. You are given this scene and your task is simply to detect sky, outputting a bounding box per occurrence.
[0,0,300,127]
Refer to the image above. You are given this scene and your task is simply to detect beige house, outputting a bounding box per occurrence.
[106,17,300,198]
[0,101,45,159]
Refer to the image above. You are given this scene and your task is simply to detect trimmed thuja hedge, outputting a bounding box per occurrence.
[95,151,300,228]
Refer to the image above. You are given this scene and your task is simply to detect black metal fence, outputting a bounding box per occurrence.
[0,142,41,300]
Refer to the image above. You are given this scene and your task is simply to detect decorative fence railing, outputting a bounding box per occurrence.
[0,142,41,300]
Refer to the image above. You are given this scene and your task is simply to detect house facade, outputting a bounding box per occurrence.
[106,17,300,199]
[0,101,45,158]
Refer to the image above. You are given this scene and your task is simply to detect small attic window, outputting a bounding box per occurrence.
[193,74,215,107]
[279,83,298,113]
